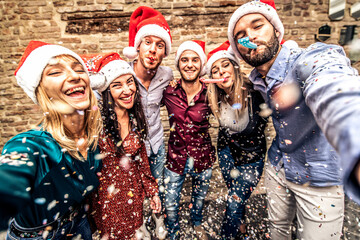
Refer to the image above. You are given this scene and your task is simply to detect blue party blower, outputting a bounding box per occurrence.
[238,36,257,49]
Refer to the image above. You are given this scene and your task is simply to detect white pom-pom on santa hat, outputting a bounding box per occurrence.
[123,46,139,61]
[282,40,298,49]
[88,73,107,92]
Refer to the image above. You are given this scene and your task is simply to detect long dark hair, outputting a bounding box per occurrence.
[100,77,147,151]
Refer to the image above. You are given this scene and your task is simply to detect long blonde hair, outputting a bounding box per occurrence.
[207,59,249,120]
[35,55,102,160]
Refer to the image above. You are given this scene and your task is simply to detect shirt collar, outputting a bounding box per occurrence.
[266,46,290,82]
[175,78,207,93]
[249,46,291,84]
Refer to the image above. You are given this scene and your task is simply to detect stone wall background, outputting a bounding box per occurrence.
[1,0,359,148]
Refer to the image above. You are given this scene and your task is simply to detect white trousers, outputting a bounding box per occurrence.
[265,163,344,240]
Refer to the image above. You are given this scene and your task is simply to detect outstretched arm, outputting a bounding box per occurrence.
[299,43,360,203]
[0,139,37,230]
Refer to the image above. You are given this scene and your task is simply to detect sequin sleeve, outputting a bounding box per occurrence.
[0,135,38,229]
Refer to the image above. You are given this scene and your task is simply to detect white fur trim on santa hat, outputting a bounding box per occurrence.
[282,40,298,49]
[228,0,284,59]
[206,50,238,77]
[175,41,207,76]
[93,59,136,93]
[123,24,172,60]
[15,45,86,104]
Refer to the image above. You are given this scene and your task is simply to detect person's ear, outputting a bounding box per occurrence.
[136,42,141,52]
[275,29,280,38]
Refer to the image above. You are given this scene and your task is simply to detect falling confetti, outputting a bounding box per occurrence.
[47,200,57,210]
[188,157,194,169]
[76,138,85,146]
[77,110,85,115]
[164,176,171,184]
[259,103,273,117]
[95,153,105,160]
[232,103,242,109]
[34,198,46,205]
[120,155,131,170]
[230,169,240,179]
[271,82,301,110]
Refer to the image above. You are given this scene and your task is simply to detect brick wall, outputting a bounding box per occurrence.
[0,0,359,148]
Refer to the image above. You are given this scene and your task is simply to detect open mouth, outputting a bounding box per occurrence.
[120,95,133,103]
[148,56,156,63]
[65,86,85,96]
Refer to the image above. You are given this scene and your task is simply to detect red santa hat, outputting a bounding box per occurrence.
[14,40,87,104]
[175,40,207,76]
[228,0,284,59]
[206,40,239,76]
[123,6,172,60]
[81,52,136,93]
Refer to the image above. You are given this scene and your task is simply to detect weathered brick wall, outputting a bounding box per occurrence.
[0,0,359,148]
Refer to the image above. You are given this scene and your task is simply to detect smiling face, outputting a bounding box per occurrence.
[178,50,202,82]
[233,13,280,67]
[211,58,235,92]
[137,35,166,70]
[109,74,137,112]
[40,56,90,111]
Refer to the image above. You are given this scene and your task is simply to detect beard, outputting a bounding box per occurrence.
[180,69,201,83]
[240,30,280,67]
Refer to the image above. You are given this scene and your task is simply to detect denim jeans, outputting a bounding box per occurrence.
[164,158,212,240]
[148,142,166,206]
[7,211,92,240]
[218,146,264,239]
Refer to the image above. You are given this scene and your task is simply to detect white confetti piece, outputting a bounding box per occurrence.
[47,200,57,210]
[34,198,46,205]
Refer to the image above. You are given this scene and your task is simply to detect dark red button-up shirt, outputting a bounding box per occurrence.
[162,80,216,174]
